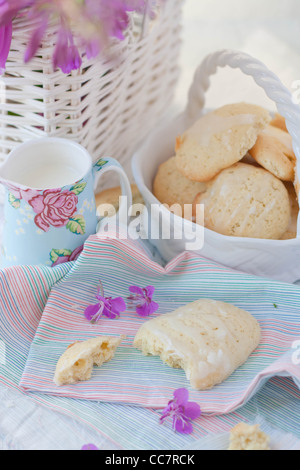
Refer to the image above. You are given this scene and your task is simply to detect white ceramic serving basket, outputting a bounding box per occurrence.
[0,0,183,186]
[132,49,300,283]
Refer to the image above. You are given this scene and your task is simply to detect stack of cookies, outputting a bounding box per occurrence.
[153,103,298,240]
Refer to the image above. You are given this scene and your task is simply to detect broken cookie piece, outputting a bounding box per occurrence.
[228,422,271,450]
[54,335,125,386]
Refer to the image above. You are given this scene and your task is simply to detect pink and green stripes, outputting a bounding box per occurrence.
[1,235,300,447]
[18,234,300,414]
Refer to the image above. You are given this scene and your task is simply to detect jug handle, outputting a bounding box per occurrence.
[92,157,132,230]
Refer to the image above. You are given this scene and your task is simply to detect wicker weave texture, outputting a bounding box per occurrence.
[0,1,183,184]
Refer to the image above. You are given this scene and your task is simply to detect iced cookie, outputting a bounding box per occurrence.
[241,152,260,167]
[280,183,299,240]
[134,298,261,390]
[96,184,143,217]
[153,157,206,212]
[194,163,290,239]
[54,336,125,386]
[175,103,271,182]
[228,423,271,451]
[270,113,288,133]
[249,125,296,182]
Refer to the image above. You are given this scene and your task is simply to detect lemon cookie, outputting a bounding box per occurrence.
[134,298,261,391]
[96,184,143,217]
[54,336,124,386]
[270,113,288,133]
[280,183,299,240]
[153,157,206,213]
[175,103,271,182]
[194,163,290,239]
[228,423,271,451]
[240,153,260,167]
[249,125,296,182]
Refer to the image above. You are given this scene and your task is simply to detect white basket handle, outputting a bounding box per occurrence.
[186,50,300,190]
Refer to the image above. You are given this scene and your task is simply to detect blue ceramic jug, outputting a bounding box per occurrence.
[0,138,132,268]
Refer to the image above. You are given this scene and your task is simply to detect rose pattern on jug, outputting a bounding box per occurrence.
[50,245,84,267]
[8,185,39,208]
[29,188,80,232]
[7,180,88,235]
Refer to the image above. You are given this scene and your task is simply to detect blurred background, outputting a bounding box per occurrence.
[173,0,300,113]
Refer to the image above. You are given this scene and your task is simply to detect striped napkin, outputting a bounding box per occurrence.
[18,232,300,414]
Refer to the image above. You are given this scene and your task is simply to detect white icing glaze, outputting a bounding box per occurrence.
[143,303,235,383]
[187,113,256,147]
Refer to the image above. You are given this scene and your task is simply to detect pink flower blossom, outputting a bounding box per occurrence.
[52,22,82,74]
[0,21,12,74]
[81,444,98,450]
[128,285,159,317]
[29,188,78,232]
[0,1,33,28]
[87,0,134,41]
[84,281,126,323]
[85,295,126,323]
[160,388,201,434]
[0,0,162,74]
[24,11,48,63]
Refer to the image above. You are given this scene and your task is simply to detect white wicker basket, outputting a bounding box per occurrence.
[0,0,183,188]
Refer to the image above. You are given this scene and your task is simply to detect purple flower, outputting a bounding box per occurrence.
[128,285,159,317]
[0,0,33,28]
[81,443,98,450]
[24,12,49,63]
[0,0,163,74]
[84,282,126,323]
[52,21,82,74]
[85,39,100,60]
[100,1,130,41]
[159,388,201,435]
[85,0,146,41]
[0,0,35,74]
[0,21,12,74]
